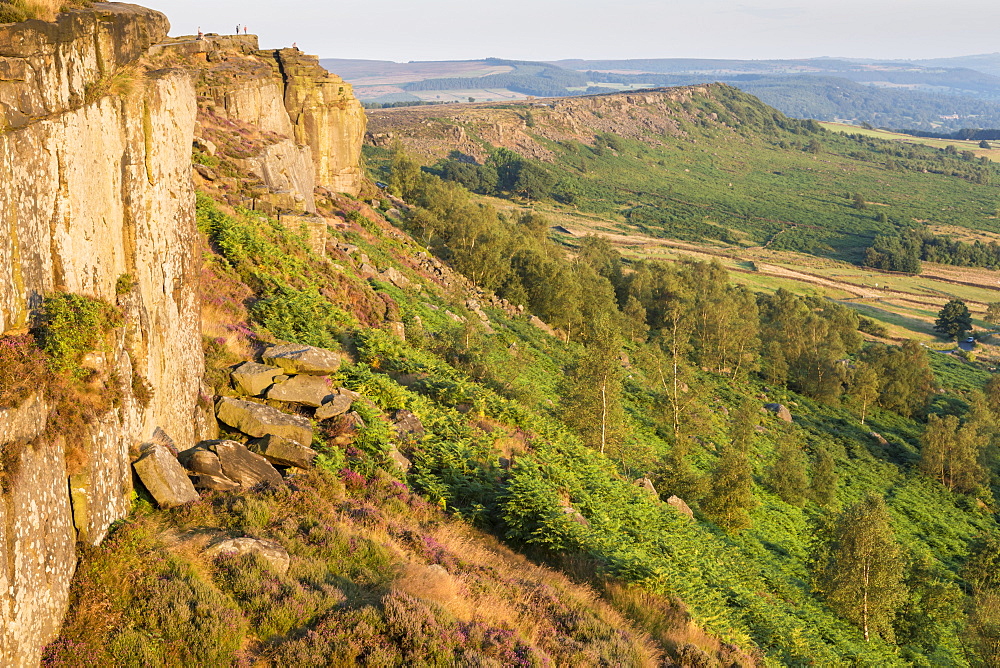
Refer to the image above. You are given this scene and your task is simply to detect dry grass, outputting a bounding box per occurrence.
[606,583,761,666]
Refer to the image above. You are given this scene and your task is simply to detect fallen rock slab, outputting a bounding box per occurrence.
[231,362,283,396]
[204,537,290,575]
[249,434,318,468]
[263,343,342,375]
[315,390,355,420]
[266,374,334,407]
[216,396,313,445]
[134,443,200,508]
[185,440,283,489]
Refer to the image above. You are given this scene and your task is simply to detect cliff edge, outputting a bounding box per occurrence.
[0,5,366,665]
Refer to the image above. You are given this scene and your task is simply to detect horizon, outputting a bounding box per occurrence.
[141,0,1000,64]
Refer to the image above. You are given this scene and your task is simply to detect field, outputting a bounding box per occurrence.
[820,121,1000,162]
[411,88,530,103]
[490,196,1000,352]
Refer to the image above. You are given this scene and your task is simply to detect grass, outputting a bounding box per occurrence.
[0,0,90,23]
[45,468,663,666]
[821,122,1000,162]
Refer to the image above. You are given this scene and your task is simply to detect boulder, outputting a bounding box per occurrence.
[186,440,283,489]
[634,477,658,499]
[385,321,406,341]
[764,403,793,423]
[193,163,217,181]
[193,137,217,156]
[329,411,366,446]
[870,431,889,446]
[378,266,410,289]
[266,374,334,407]
[216,397,313,445]
[392,409,425,441]
[314,389,355,420]
[263,343,342,375]
[231,361,283,396]
[189,473,241,492]
[204,537,290,575]
[666,495,695,520]
[181,447,227,478]
[388,445,412,474]
[560,506,591,528]
[248,434,318,468]
[133,443,200,508]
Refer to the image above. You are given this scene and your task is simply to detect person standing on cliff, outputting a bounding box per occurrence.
[236,24,240,34]
[243,26,248,35]
[197,27,203,40]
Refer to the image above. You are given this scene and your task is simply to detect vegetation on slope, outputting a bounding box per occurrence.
[368,85,1000,265]
[42,85,1000,666]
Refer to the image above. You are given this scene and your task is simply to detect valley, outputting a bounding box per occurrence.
[3,3,1000,666]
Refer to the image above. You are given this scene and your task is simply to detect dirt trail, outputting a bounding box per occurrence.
[558,223,991,310]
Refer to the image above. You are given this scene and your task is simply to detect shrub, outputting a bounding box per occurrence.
[35,293,121,377]
[115,273,136,296]
[0,334,47,408]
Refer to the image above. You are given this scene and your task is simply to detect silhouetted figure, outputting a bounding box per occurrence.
[236,24,240,34]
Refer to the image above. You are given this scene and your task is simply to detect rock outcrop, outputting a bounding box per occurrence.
[261,48,366,196]
[0,5,207,663]
[0,7,369,663]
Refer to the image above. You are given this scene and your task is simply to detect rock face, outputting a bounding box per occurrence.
[246,138,316,212]
[260,48,367,196]
[0,10,369,662]
[263,343,342,375]
[216,397,314,446]
[0,6,207,663]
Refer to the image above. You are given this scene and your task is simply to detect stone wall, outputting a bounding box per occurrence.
[0,5,205,664]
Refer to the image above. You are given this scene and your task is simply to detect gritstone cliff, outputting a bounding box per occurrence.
[0,4,365,663]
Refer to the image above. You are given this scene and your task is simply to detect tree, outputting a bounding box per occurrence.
[810,447,838,507]
[980,139,992,149]
[852,193,868,210]
[934,299,972,339]
[766,435,809,507]
[817,493,907,642]
[561,312,624,455]
[919,413,985,493]
[850,361,881,425]
[986,301,1000,327]
[702,403,758,531]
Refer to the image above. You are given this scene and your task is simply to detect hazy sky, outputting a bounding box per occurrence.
[142,0,1000,63]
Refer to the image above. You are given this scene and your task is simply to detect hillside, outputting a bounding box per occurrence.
[331,55,1000,132]
[3,6,1000,668]
[366,85,1000,260]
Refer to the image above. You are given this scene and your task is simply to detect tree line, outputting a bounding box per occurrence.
[864,227,1000,273]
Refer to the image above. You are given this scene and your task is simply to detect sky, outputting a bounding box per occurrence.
[142,0,1000,63]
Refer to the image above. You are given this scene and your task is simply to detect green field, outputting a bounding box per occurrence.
[820,121,1000,161]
